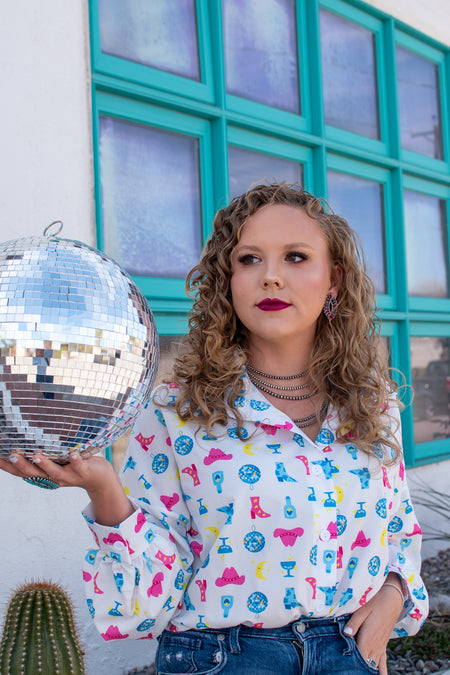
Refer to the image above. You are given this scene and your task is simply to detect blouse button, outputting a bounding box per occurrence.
[311,465,321,476]
[319,529,331,542]
[316,602,325,612]
[113,541,126,551]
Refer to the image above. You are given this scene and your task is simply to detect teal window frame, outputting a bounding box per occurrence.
[408,323,450,465]
[227,127,314,197]
[89,0,215,104]
[402,175,450,314]
[89,0,450,467]
[221,0,312,132]
[319,0,390,155]
[325,155,396,310]
[378,322,415,464]
[92,90,216,335]
[395,30,449,172]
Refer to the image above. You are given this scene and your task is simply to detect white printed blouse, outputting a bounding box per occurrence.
[82,377,428,641]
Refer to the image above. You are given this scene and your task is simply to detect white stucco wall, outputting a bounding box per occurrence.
[367,0,450,46]
[0,2,448,675]
[407,462,450,559]
[0,2,157,673]
[0,1,95,243]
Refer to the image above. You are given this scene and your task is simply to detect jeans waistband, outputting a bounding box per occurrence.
[239,614,351,638]
[176,614,352,654]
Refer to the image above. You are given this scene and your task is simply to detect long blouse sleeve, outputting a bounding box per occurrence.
[82,390,194,640]
[383,398,429,637]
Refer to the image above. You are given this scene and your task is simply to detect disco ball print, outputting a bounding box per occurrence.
[0,230,159,462]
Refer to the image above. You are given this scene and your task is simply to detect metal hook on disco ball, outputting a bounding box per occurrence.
[0,228,160,464]
[43,220,64,237]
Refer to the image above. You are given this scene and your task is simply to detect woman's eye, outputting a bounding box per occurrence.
[238,254,260,265]
[286,252,306,263]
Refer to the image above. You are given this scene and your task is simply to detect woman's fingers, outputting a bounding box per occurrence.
[3,453,50,479]
[379,651,388,675]
[0,451,114,491]
[0,455,32,479]
[29,454,73,487]
[29,452,111,489]
[343,603,370,638]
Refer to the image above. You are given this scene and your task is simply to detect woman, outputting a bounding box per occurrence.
[1,184,428,674]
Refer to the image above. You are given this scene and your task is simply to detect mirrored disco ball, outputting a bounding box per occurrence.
[0,224,159,462]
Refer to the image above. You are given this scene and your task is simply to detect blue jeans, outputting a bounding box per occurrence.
[155,615,380,674]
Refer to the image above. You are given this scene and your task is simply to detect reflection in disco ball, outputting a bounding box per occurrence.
[0,224,159,462]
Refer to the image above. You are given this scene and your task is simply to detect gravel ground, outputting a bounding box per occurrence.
[126,549,450,675]
[387,548,450,675]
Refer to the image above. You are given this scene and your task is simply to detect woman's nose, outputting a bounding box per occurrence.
[263,271,283,289]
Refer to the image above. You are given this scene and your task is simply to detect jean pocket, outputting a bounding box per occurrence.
[337,623,379,674]
[156,631,226,675]
[350,639,380,674]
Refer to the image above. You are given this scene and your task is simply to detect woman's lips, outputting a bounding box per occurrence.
[257,298,291,311]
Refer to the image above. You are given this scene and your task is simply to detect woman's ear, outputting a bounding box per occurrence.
[329,262,343,296]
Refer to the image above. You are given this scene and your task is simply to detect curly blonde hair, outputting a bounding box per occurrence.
[168,183,400,461]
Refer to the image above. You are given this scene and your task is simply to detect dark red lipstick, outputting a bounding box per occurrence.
[257,298,291,311]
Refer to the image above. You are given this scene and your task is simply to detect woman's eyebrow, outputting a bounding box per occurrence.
[283,241,315,250]
[234,244,261,252]
[236,242,315,251]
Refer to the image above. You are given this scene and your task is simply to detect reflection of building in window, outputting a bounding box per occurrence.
[411,337,450,444]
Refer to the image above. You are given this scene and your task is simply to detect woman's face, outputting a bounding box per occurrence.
[230,203,340,353]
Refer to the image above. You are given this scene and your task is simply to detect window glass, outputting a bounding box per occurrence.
[228,146,303,200]
[403,190,448,298]
[327,171,386,293]
[411,336,450,444]
[99,116,202,278]
[98,0,200,80]
[223,0,300,113]
[396,46,442,159]
[320,10,379,139]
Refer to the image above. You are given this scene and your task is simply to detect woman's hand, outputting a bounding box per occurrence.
[0,452,134,526]
[343,574,405,675]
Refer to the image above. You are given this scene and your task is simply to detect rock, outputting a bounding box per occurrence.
[429,593,450,613]
[126,667,155,675]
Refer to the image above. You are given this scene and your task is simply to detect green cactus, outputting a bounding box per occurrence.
[0,580,86,675]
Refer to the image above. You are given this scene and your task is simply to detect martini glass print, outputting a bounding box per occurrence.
[280,560,296,578]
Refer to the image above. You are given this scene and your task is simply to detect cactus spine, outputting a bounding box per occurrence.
[0,581,85,675]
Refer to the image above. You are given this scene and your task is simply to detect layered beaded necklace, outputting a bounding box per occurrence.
[247,363,327,428]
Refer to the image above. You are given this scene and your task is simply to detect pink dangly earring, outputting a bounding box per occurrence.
[323,293,337,322]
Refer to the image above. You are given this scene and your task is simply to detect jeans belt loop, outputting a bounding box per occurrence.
[228,625,241,654]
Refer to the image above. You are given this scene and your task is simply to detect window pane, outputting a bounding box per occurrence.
[396,46,442,159]
[327,171,386,293]
[403,190,448,298]
[229,146,303,200]
[411,337,450,444]
[98,0,200,80]
[223,0,300,113]
[320,10,379,139]
[99,116,202,278]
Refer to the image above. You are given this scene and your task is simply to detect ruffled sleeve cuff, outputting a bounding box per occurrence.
[82,502,161,564]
